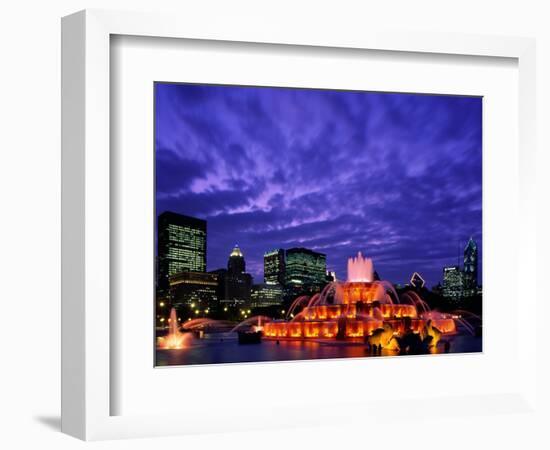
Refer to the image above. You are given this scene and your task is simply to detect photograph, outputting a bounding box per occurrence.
[154,82,483,366]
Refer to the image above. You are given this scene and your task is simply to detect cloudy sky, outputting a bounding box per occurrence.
[155,83,482,287]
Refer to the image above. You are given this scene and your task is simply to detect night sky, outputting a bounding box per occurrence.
[155,83,482,287]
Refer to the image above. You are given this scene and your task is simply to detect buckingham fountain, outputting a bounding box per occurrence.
[261,252,457,351]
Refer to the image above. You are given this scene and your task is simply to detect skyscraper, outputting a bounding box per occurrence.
[463,237,478,296]
[264,249,285,285]
[228,245,246,274]
[224,245,252,305]
[157,211,206,292]
[442,266,463,301]
[285,248,327,288]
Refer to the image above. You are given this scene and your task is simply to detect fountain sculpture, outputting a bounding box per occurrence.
[262,252,457,350]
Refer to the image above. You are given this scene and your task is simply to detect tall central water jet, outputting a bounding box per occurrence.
[347,251,374,282]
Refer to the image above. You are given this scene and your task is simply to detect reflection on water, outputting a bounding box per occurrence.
[155,333,482,367]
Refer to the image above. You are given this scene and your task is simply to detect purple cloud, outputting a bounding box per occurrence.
[155,83,482,287]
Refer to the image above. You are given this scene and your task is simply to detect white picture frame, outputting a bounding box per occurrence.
[61,9,538,441]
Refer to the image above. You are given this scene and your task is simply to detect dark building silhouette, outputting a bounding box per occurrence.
[157,211,206,292]
[220,245,252,305]
[209,268,228,304]
[264,249,286,285]
[228,244,246,274]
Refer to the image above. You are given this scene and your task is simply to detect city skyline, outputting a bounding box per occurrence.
[155,83,482,287]
[158,209,479,289]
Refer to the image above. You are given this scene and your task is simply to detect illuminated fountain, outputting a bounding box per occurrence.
[262,252,458,351]
[157,307,192,349]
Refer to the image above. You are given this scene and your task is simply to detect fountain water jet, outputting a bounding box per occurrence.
[347,252,374,282]
[286,296,310,319]
[157,307,192,350]
[182,318,234,332]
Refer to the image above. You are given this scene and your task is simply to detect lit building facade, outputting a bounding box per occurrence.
[157,211,206,292]
[264,249,286,285]
[250,283,283,308]
[441,238,480,301]
[462,237,478,297]
[169,271,218,311]
[285,248,327,294]
[442,266,464,301]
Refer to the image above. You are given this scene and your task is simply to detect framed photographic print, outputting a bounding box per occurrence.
[62,9,538,441]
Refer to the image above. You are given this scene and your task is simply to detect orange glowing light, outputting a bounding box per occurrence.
[261,271,458,346]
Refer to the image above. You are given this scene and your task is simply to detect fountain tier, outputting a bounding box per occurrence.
[262,253,456,346]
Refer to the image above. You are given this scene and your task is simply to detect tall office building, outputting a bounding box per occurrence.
[285,248,327,287]
[157,211,206,292]
[264,249,285,285]
[462,237,478,296]
[228,245,246,274]
[223,245,252,305]
[442,266,463,301]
